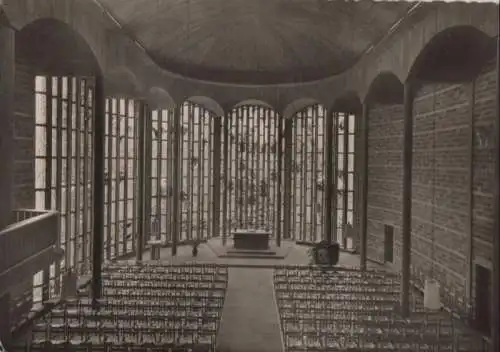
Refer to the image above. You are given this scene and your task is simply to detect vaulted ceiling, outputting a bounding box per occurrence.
[97,0,413,85]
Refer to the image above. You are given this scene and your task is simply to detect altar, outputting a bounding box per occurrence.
[232,229,271,250]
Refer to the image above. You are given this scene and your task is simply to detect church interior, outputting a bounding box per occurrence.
[0,0,499,351]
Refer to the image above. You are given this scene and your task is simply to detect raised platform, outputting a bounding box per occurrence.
[208,237,290,260]
[224,248,281,259]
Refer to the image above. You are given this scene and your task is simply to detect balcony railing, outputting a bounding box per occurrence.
[0,209,61,343]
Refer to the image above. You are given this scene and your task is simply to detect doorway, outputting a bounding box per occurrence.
[384,225,394,263]
[474,264,491,335]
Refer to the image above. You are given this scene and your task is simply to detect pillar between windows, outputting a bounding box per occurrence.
[170,105,182,256]
[401,79,414,318]
[0,19,15,345]
[222,114,230,246]
[212,117,222,241]
[275,117,283,247]
[324,108,334,244]
[359,103,369,271]
[491,39,499,352]
[0,21,14,230]
[91,74,105,303]
[136,100,152,262]
[282,118,293,242]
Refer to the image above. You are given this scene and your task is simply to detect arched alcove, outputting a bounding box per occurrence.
[222,103,280,233]
[283,98,321,120]
[286,103,327,243]
[187,96,224,117]
[408,25,497,320]
[14,16,104,318]
[409,25,496,82]
[330,93,363,249]
[147,86,176,110]
[364,71,405,264]
[105,66,142,98]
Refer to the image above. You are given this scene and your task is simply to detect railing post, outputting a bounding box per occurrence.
[91,74,106,303]
[0,17,15,231]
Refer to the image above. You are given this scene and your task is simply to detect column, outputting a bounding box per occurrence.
[0,19,15,344]
[275,117,283,247]
[491,37,499,352]
[401,80,414,317]
[171,105,182,256]
[222,115,229,245]
[0,20,14,230]
[359,103,369,270]
[342,112,349,248]
[212,117,222,240]
[324,109,334,243]
[136,100,151,262]
[332,113,338,244]
[144,105,152,244]
[283,118,293,240]
[91,74,105,302]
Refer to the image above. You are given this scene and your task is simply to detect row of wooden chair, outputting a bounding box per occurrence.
[274,267,485,352]
[22,263,228,352]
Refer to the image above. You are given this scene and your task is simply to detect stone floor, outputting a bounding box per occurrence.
[216,268,283,352]
[130,238,374,268]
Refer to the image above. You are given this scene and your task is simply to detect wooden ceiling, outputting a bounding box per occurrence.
[97,0,412,84]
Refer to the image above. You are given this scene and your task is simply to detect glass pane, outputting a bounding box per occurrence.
[72,131,77,157]
[348,154,354,172]
[35,191,45,210]
[35,76,46,93]
[51,77,58,95]
[51,128,57,156]
[349,114,355,133]
[337,133,344,153]
[35,158,46,189]
[337,155,344,173]
[35,126,47,157]
[62,129,67,157]
[51,97,58,126]
[348,134,355,153]
[51,159,57,187]
[35,93,47,125]
[348,192,354,211]
[337,192,344,209]
[337,114,345,133]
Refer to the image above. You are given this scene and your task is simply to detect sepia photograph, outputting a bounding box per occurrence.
[0,0,498,351]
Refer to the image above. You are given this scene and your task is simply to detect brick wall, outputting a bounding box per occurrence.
[366,104,404,263]
[13,60,35,209]
[365,59,496,310]
[412,81,470,299]
[472,60,496,264]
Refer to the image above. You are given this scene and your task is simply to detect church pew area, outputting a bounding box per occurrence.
[11,263,228,352]
[274,266,487,352]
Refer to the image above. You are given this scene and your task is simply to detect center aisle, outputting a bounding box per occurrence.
[216,268,284,352]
